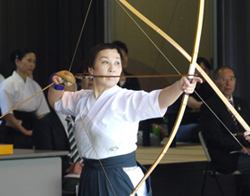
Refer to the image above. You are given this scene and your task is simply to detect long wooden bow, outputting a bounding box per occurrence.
[118,0,250,194]
[118,0,205,195]
[118,0,250,133]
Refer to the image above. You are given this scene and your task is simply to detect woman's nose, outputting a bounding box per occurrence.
[109,64,115,72]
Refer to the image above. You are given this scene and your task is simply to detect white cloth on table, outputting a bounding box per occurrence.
[0,71,50,116]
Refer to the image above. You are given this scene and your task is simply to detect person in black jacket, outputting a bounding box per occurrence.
[33,84,84,192]
[173,57,214,143]
[112,40,141,90]
[200,66,250,174]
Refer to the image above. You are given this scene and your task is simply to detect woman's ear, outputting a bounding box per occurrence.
[15,58,20,67]
[88,67,93,75]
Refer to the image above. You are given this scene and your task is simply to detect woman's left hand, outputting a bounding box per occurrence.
[180,77,203,94]
[244,131,250,142]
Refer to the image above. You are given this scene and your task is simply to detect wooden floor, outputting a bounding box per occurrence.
[135,143,248,196]
[136,143,207,165]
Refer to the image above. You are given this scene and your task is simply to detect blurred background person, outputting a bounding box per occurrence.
[112,40,141,90]
[0,48,50,148]
[170,57,214,143]
[187,57,214,111]
[200,66,250,195]
[76,66,93,90]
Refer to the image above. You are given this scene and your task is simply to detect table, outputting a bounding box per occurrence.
[136,144,206,165]
[141,111,199,147]
[0,149,68,196]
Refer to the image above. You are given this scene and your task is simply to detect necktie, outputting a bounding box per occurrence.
[228,100,239,130]
[65,116,83,163]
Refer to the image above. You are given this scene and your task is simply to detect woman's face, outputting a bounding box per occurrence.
[16,52,36,77]
[88,49,122,89]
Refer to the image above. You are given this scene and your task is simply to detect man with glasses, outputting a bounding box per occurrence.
[200,66,250,177]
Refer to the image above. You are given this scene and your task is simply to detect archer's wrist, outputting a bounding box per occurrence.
[49,72,65,91]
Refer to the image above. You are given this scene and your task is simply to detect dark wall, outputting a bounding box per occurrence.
[1,1,250,102]
[217,0,250,101]
[0,0,104,89]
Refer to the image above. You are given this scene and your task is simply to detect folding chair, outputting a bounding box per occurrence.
[198,131,243,196]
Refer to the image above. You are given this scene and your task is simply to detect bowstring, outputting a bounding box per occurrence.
[81,115,117,196]
[69,0,93,72]
[116,0,250,155]
[0,0,93,119]
[194,91,250,156]
[115,0,181,76]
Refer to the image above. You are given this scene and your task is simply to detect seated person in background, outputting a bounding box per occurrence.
[112,40,141,90]
[76,66,94,90]
[200,66,250,175]
[0,48,50,148]
[187,57,214,111]
[174,57,214,143]
[33,83,85,193]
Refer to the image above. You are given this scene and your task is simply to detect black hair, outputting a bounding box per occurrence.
[112,40,128,54]
[85,43,123,69]
[213,66,234,79]
[197,57,211,70]
[10,48,35,65]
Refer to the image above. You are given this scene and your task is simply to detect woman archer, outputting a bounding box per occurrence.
[48,43,202,196]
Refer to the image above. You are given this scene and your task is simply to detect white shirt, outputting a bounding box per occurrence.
[0,71,50,117]
[227,96,234,112]
[55,85,167,159]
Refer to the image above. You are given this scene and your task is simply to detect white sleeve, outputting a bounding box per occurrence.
[54,90,82,116]
[0,82,15,114]
[115,89,167,122]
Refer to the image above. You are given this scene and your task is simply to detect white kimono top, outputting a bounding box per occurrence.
[55,85,167,159]
[0,71,50,117]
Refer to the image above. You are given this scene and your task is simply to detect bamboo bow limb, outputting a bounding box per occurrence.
[118,0,205,195]
[118,0,250,134]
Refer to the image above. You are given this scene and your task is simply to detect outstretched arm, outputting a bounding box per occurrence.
[158,77,202,110]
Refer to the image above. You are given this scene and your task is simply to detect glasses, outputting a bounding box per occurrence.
[219,77,236,83]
